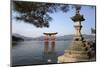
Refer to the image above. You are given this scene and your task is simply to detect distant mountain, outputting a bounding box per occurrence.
[57,34,95,40]
[12,33,95,41]
[12,33,34,41]
[12,35,24,41]
[82,34,95,39]
[33,36,44,41]
[32,34,95,41]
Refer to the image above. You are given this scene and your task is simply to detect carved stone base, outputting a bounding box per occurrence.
[73,36,84,41]
[58,41,90,63]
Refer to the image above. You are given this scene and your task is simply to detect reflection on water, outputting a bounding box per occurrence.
[43,41,57,63]
[44,41,55,53]
[12,40,71,66]
[51,42,55,53]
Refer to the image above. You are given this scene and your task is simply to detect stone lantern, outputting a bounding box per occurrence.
[71,8,85,41]
[58,6,90,63]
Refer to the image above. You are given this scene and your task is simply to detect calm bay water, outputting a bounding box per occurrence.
[12,40,71,66]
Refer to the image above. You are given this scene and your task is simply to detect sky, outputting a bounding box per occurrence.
[12,4,96,38]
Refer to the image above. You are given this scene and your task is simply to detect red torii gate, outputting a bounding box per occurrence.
[43,32,58,53]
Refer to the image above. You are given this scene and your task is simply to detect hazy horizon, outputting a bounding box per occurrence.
[12,33,95,38]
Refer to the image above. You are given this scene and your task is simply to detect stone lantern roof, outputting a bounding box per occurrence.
[71,10,85,22]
